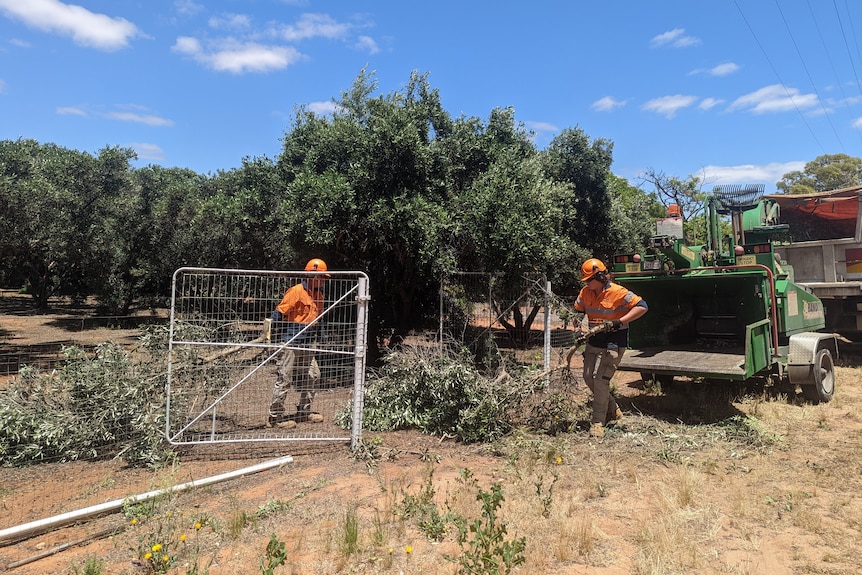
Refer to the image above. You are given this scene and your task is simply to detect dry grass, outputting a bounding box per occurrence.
[4,365,862,574]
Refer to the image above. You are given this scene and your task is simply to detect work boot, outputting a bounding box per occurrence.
[589,423,605,438]
[608,407,623,423]
[295,411,324,423]
[276,420,297,429]
[266,402,284,428]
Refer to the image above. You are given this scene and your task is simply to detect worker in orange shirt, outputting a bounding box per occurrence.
[574,258,648,438]
[267,258,329,428]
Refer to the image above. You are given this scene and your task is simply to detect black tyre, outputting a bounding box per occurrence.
[801,348,835,404]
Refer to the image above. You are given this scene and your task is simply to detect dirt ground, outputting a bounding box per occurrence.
[1,290,862,575]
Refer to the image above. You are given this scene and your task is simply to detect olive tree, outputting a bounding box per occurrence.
[777,153,862,194]
[0,140,136,308]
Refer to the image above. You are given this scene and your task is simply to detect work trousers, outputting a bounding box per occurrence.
[270,347,321,416]
[582,343,626,424]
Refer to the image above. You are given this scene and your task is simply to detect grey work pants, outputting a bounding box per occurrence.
[582,343,626,424]
[270,347,321,416]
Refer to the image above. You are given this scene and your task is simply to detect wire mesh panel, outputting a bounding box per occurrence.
[441,272,577,371]
[166,267,369,449]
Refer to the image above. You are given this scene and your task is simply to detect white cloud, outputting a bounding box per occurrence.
[173,36,303,74]
[355,35,379,54]
[729,84,818,114]
[173,36,200,54]
[592,96,626,112]
[650,28,701,48]
[0,79,6,94]
[699,97,723,110]
[56,106,86,116]
[853,117,862,129]
[105,111,174,126]
[641,95,698,118]
[278,13,350,42]
[828,94,862,107]
[307,101,339,115]
[702,161,806,186]
[209,13,251,30]
[708,62,739,77]
[525,120,558,133]
[174,0,203,17]
[0,0,141,51]
[130,143,165,161]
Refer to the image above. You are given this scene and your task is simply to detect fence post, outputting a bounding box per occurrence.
[439,272,444,354]
[544,279,552,386]
[351,275,370,451]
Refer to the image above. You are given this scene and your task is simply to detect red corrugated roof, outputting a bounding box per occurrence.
[766,186,861,221]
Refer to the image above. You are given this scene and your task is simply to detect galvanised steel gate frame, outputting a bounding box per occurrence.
[166,267,369,450]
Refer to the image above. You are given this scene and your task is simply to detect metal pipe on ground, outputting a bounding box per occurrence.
[0,455,293,546]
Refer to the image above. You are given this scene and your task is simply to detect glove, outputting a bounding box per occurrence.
[601,319,623,332]
[574,329,586,344]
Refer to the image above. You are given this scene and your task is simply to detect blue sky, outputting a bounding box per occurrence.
[1,1,860,191]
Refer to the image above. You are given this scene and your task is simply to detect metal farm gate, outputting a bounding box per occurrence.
[166,267,369,449]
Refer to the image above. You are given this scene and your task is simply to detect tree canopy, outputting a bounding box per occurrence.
[1,69,660,349]
[776,153,862,194]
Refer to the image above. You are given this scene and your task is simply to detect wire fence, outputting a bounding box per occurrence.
[1,272,585,464]
[439,271,582,386]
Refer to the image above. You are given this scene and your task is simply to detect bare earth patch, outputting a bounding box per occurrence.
[1,290,862,574]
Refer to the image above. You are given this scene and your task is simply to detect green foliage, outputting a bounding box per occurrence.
[0,339,175,468]
[449,483,526,575]
[395,467,451,541]
[527,392,583,435]
[355,343,542,443]
[606,173,666,256]
[71,555,106,575]
[720,414,781,448]
[125,498,214,575]
[776,153,862,194]
[259,533,288,575]
[539,126,614,263]
[255,499,291,519]
[340,507,360,556]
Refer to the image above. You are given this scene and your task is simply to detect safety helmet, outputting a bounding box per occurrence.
[305,258,330,276]
[580,258,608,282]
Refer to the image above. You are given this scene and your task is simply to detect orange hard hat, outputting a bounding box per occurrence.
[305,258,330,276]
[580,258,607,281]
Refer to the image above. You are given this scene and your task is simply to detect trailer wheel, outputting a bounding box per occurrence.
[801,348,835,404]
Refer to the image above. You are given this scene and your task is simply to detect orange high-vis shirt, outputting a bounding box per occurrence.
[275,283,323,324]
[574,282,643,328]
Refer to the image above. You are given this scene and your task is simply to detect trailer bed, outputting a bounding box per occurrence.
[619,346,748,379]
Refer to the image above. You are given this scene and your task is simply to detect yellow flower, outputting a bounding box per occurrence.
[144,552,152,560]
[388,547,394,554]
[162,555,169,563]
[179,534,187,542]
[195,522,202,530]
[151,543,162,552]
[405,545,413,554]
[556,456,563,464]
[131,518,138,525]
